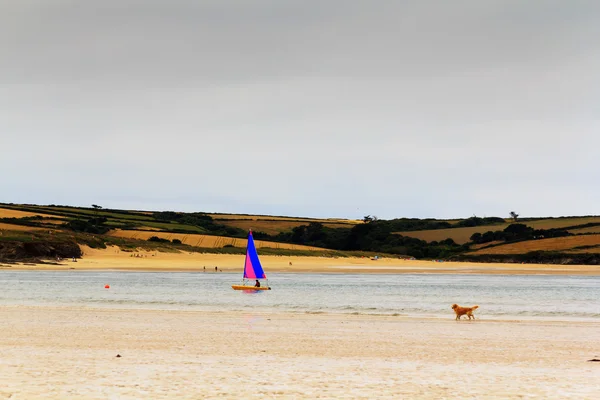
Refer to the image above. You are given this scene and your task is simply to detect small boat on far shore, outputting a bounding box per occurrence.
[231,230,271,291]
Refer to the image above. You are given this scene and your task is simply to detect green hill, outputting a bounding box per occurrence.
[1,203,599,265]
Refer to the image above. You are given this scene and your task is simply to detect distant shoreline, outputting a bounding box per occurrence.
[2,246,598,275]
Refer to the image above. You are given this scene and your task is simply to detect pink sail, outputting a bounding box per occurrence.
[242,231,266,280]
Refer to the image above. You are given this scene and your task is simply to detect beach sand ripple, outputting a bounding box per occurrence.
[1,307,599,399]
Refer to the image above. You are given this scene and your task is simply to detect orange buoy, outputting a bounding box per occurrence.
[104,284,110,289]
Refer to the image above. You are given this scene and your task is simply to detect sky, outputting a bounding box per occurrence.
[1,0,599,220]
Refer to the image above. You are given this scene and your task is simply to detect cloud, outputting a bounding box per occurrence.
[1,1,599,218]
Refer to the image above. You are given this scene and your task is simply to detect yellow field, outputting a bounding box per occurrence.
[211,214,362,224]
[397,225,511,244]
[398,217,600,244]
[524,217,600,230]
[470,241,504,250]
[469,235,600,255]
[218,219,352,235]
[0,222,45,231]
[0,207,64,220]
[39,219,66,225]
[108,230,325,251]
[567,247,600,254]
[568,226,600,235]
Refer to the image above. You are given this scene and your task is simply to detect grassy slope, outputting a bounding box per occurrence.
[211,213,361,235]
[0,222,45,231]
[108,230,325,251]
[0,205,358,236]
[0,204,360,258]
[210,213,362,224]
[468,235,600,255]
[0,228,367,259]
[397,217,600,244]
[397,225,511,244]
[217,219,354,236]
[0,208,65,219]
[2,203,600,260]
[568,226,600,235]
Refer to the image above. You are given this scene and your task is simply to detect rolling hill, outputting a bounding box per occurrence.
[1,203,599,265]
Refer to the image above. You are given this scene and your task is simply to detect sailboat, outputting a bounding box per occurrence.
[231,230,271,291]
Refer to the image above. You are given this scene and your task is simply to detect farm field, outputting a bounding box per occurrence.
[567,247,600,254]
[0,207,64,220]
[0,222,45,232]
[123,221,208,233]
[218,219,353,235]
[398,217,600,244]
[397,225,510,244]
[0,205,210,234]
[211,213,361,224]
[108,229,325,251]
[524,217,600,230]
[568,226,600,235]
[469,235,600,255]
[2,203,600,263]
[32,206,154,221]
[470,240,504,250]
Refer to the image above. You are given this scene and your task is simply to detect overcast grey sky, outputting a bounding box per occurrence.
[1,1,598,219]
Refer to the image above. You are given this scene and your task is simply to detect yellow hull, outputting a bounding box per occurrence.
[231,285,271,291]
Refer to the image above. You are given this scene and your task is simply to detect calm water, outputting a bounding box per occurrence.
[0,271,598,321]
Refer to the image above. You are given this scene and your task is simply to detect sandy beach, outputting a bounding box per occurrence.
[1,306,598,399]
[4,245,599,275]
[3,245,598,398]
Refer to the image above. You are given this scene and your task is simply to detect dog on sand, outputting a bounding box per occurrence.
[451,304,479,320]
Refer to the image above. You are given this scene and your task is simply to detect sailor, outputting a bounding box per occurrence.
[254,280,261,288]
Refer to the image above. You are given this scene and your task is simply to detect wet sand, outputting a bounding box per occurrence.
[1,306,598,399]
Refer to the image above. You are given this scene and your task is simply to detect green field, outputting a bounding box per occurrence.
[397,217,600,244]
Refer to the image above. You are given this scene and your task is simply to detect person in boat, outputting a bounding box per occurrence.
[254,280,261,288]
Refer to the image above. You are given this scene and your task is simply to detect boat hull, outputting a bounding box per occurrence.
[231,285,271,291]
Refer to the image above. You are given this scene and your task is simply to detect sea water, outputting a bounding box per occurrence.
[0,271,598,321]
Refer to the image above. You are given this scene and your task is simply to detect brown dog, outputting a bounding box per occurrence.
[451,304,479,320]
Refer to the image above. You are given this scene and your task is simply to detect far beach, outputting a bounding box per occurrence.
[3,245,600,275]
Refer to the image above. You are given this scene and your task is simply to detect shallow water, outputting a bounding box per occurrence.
[0,271,598,321]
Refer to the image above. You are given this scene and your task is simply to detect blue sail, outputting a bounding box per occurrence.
[243,231,266,279]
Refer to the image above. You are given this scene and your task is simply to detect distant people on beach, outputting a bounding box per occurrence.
[215,266,218,272]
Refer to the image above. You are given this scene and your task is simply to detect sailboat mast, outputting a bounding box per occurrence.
[242,229,251,281]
